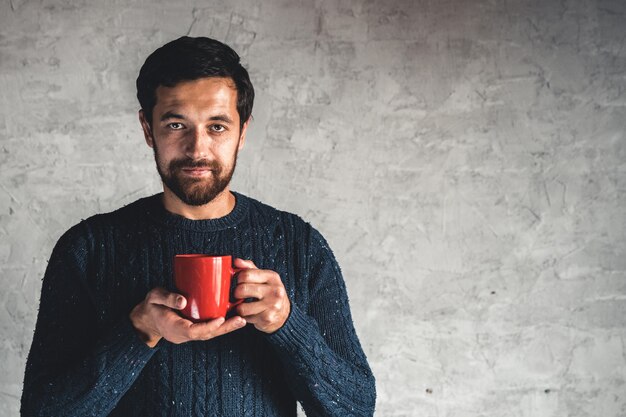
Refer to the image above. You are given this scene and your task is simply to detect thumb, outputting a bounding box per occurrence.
[234,258,257,269]
[148,288,187,310]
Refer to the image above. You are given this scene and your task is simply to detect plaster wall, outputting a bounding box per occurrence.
[1,0,625,416]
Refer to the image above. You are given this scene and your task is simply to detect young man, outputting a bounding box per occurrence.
[21,37,376,417]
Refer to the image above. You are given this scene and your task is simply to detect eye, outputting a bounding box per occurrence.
[210,124,226,133]
[167,122,184,130]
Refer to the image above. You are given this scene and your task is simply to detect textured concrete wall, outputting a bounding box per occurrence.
[1,0,625,416]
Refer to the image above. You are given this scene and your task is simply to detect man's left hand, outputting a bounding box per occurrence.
[233,258,291,334]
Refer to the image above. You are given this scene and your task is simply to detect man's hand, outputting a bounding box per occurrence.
[233,258,291,334]
[130,287,246,348]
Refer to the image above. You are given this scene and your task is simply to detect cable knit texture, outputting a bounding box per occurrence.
[21,192,376,417]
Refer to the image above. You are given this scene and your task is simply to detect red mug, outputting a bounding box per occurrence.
[174,254,243,322]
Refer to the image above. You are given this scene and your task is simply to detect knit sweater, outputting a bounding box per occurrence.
[21,192,376,417]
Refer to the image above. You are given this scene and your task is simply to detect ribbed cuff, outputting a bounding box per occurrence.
[98,316,158,374]
[264,304,319,355]
[126,315,158,351]
[72,317,159,417]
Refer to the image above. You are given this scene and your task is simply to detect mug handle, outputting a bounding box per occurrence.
[227,267,245,311]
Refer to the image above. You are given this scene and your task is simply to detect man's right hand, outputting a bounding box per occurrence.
[129,287,246,348]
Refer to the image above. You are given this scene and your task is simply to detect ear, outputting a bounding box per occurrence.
[237,117,250,151]
[139,110,154,148]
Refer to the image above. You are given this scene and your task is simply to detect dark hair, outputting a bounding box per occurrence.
[136,36,254,129]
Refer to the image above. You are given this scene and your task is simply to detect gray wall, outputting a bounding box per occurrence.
[1,0,625,416]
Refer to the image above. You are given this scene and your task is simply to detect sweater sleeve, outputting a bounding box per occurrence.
[265,227,376,416]
[21,222,156,417]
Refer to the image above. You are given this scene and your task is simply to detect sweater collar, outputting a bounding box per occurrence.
[144,191,249,232]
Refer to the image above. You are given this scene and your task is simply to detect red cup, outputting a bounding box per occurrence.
[174,254,243,322]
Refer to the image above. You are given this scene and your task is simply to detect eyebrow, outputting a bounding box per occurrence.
[160,111,234,125]
[208,114,235,124]
[160,111,184,121]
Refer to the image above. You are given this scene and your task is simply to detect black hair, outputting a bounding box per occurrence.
[136,36,254,130]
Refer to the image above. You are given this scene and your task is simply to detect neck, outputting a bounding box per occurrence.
[161,187,236,220]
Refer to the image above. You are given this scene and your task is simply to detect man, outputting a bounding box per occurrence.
[21,37,376,417]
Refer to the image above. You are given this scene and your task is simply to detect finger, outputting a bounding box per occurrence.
[239,311,281,331]
[236,300,266,318]
[234,258,257,269]
[187,317,225,335]
[150,307,195,344]
[188,316,246,340]
[243,304,289,334]
[239,287,288,316]
[233,282,268,300]
[147,288,186,310]
[235,268,276,285]
[213,316,247,337]
[154,306,193,331]
[167,317,225,343]
[236,311,264,325]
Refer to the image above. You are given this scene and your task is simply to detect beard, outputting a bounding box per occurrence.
[152,144,238,206]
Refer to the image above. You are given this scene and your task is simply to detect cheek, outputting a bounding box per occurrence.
[153,143,175,166]
[224,144,241,163]
[213,140,239,156]
[154,140,180,157]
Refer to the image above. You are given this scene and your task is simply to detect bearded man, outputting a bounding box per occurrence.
[20,36,376,417]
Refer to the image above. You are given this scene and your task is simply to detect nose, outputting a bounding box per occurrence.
[185,126,210,159]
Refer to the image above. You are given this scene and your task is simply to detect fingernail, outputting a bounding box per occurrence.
[176,296,184,308]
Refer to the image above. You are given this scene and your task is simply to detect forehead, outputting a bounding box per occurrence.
[154,77,238,113]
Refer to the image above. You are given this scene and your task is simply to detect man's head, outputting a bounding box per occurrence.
[137,36,254,131]
[136,37,254,207]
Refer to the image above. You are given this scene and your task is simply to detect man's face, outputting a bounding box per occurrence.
[140,77,248,206]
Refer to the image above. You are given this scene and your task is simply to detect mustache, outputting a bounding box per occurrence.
[169,158,220,171]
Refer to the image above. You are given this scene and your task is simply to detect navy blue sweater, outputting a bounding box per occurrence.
[21,193,376,416]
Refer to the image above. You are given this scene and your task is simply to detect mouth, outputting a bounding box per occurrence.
[181,167,214,177]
